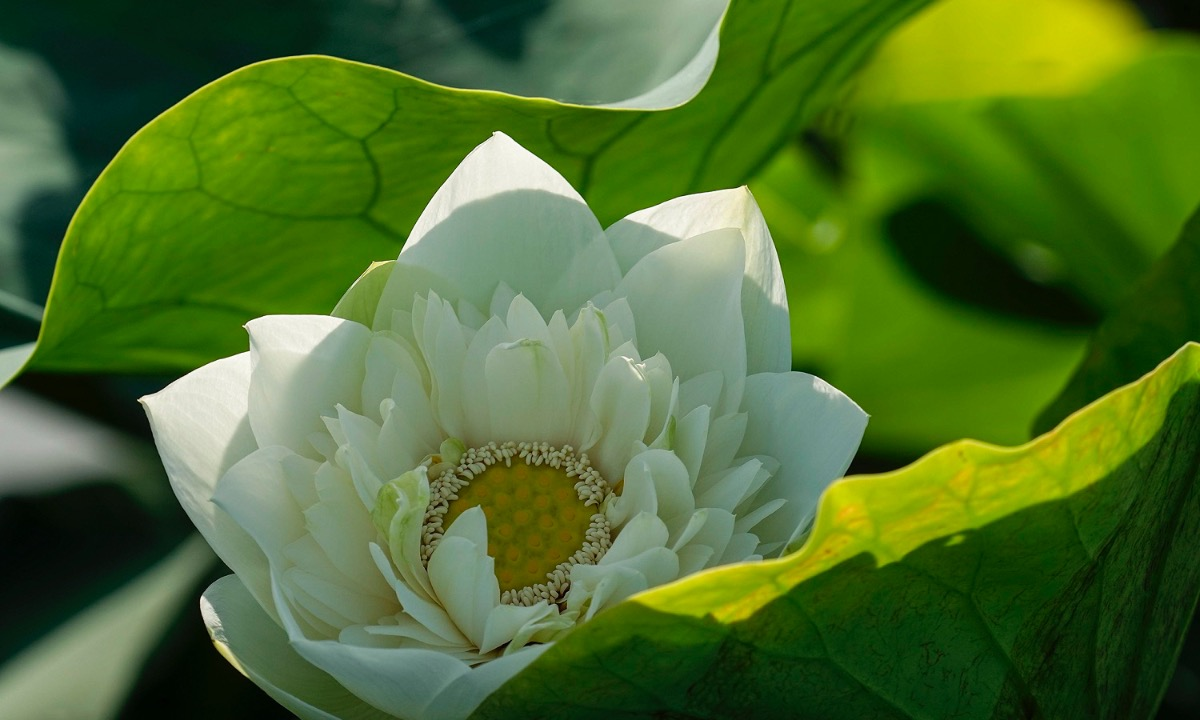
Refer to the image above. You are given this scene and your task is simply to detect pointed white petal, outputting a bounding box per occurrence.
[428,508,500,648]
[674,405,710,488]
[613,227,747,413]
[603,511,670,564]
[419,296,470,440]
[246,315,372,454]
[504,294,551,346]
[460,316,510,444]
[699,412,747,479]
[379,133,619,318]
[484,339,571,444]
[201,576,391,720]
[588,356,651,482]
[478,602,558,655]
[141,354,274,616]
[606,187,790,375]
[740,372,867,552]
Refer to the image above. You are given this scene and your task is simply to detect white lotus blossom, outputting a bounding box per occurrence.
[142,133,866,720]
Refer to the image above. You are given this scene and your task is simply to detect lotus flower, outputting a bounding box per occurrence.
[141,133,867,719]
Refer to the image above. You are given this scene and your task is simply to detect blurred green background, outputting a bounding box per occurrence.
[1,0,1198,717]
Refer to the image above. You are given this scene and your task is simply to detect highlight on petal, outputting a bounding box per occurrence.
[377,133,620,319]
[614,226,748,413]
[740,371,868,552]
[140,353,274,616]
[606,187,790,374]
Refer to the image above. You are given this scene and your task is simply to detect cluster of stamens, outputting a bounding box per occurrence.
[421,441,613,607]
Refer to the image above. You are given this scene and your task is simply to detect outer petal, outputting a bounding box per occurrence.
[377,133,620,319]
[613,226,748,413]
[141,354,274,618]
[290,639,468,720]
[246,315,373,453]
[201,576,391,720]
[422,645,551,720]
[740,372,868,552]
[605,187,790,374]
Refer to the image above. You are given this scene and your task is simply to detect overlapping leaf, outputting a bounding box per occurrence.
[1037,204,1200,433]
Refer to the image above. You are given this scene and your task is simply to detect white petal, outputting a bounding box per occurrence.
[603,511,670,564]
[606,187,790,375]
[695,459,762,513]
[674,405,710,488]
[360,332,420,425]
[289,638,468,720]
[484,339,571,444]
[613,227,747,413]
[246,315,372,453]
[588,356,652,482]
[678,508,734,570]
[302,473,394,600]
[378,133,619,318]
[640,354,676,446]
[201,576,391,720]
[699,412,747,479]
[460,316,510,444]
[740,372,867,552]
[504,294,552,346]
[419,296,470,440]
[571,547,680,619]
[428,507,500,648]
[422,645,551,720]
[141,354,274,618]
[478,602,558,654]
[369,544,465,644]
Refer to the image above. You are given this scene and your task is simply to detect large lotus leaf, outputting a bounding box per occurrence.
[852,0,1147,105]
[1036,204,1200,434]
[474,342,1200,719]
[323,0,730,107]
[852,40,1200,314]
[18,0,931,375]
[749,38,1200,455]
[752,145,1087,454]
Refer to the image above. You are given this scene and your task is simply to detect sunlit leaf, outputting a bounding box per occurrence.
[853,0,1147,105]
[853,41,1200,313]
[477,343,1200,719]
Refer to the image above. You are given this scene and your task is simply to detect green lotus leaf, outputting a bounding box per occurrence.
[1036,204,1200,434]
[20,0,931,376]
[475,342,1200,718]
[750,39,1200,455]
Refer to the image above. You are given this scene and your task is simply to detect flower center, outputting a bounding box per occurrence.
[422,442,612,606]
